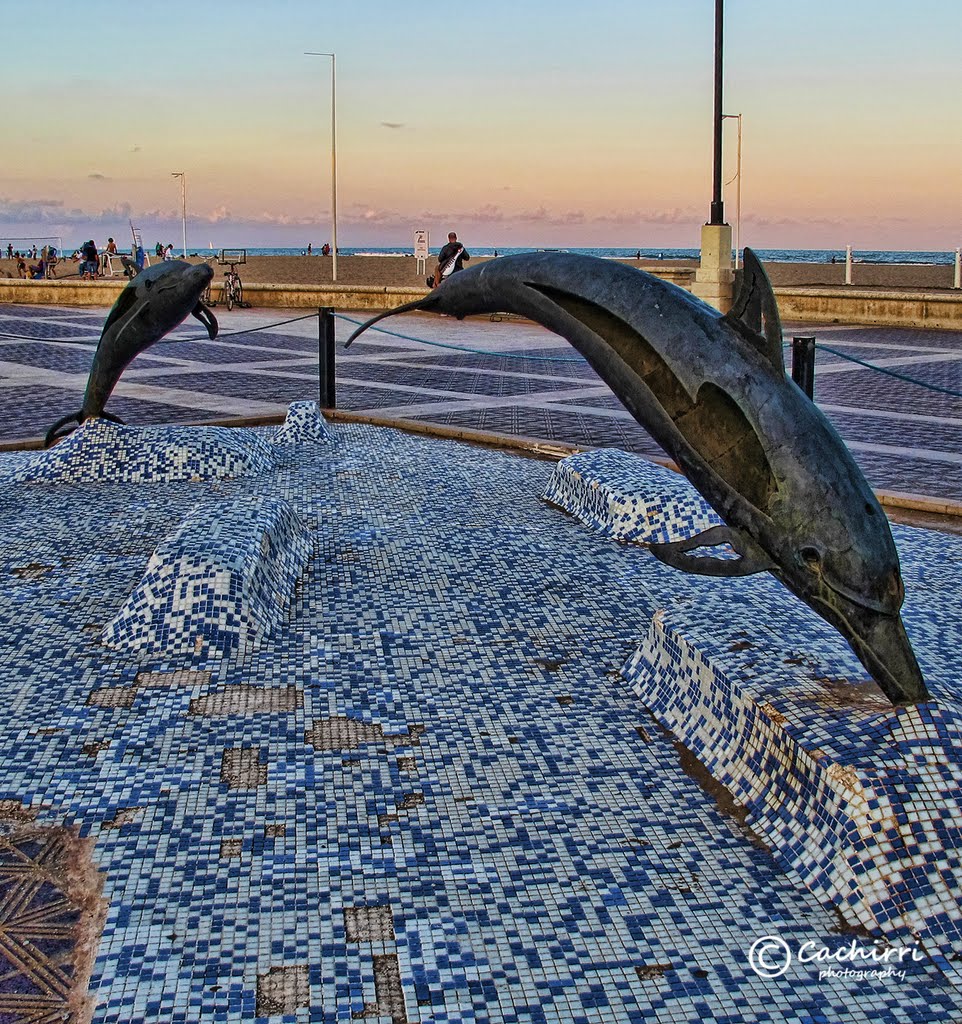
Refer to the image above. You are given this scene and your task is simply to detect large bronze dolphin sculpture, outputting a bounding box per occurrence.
[44,260,218,446]
[346,249,928,706]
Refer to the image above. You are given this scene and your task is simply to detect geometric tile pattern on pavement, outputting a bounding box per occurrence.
[2,302,962,502]
[0,420,960,1022]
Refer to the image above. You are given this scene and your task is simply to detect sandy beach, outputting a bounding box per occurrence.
[1,252,959,291]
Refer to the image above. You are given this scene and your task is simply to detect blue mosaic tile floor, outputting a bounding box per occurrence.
[0,420,959,1022]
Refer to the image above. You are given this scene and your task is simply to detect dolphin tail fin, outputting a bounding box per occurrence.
[649,525,776,578]
[43,411,83,448]
[725,248,784,370]
[345,295,441,348]
[44,409,127,447]
[191,301,218,340]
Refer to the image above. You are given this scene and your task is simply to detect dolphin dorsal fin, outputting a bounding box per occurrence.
[724,247,785,371]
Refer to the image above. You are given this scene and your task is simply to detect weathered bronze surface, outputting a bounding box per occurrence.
[346,249,929,706]
[44,260,217,446]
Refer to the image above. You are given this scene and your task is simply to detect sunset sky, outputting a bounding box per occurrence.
[3,0,960,252]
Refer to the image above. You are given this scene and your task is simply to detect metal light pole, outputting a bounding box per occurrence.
[171,172,187,257]
[709,0,725,226]
[723,113,742,268]
[694,0,733,312]
[305,51,339,283]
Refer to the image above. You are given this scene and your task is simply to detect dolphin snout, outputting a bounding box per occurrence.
[818,594,929,706]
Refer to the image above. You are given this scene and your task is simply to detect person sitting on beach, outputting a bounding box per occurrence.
[16,255,27,279]
[28,258,47,280]
[163,243,175,260]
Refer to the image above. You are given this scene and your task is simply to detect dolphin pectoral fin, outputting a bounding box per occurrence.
[344,295,441,348]
[191,302,218,340]
[649,525,776,578]
[724,247,784,371]
[43,411,83,448]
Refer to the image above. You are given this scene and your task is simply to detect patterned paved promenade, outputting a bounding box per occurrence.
[1,301,960,503]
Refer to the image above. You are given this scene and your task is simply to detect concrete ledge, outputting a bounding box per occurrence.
[774,286,962,330]
[0,269,696,311]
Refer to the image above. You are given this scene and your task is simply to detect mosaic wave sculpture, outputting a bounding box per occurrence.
[0,419,278,485]
[624,610,962,978]
[102,494,311,658]
[542,449,723,545]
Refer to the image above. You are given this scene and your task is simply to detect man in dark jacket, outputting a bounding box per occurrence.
[80,240,98,280]
[436,232,470,279]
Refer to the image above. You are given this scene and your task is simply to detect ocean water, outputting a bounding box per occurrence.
[30,242,957,264]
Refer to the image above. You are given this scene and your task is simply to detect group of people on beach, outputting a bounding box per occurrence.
[4,242,59,279]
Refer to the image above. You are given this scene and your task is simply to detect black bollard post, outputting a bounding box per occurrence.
[791,335,815,400]
[318,307,336,409]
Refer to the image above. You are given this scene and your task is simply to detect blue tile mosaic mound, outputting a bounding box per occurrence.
[623,603,962,975]
[102,495,311,657]
[0,418,278,485]
[270,400,330,446]
[543,448,723,544]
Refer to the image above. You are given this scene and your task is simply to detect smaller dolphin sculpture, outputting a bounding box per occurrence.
[345,250,929,706]
[44,260,217,446]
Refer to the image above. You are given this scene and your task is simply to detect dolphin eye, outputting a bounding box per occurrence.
[144,279,153,290]
[799,546,821,568]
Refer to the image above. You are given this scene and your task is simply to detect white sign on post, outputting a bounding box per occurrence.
[414,229,429,274]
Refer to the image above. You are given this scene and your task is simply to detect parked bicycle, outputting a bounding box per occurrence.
[221,248,246,311]
[205,249,248,310]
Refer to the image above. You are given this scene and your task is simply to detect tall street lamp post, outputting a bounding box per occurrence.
[305,51,339,283]
[710,0,725,227]
[171,172,187,258]
[693,0,735,312]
